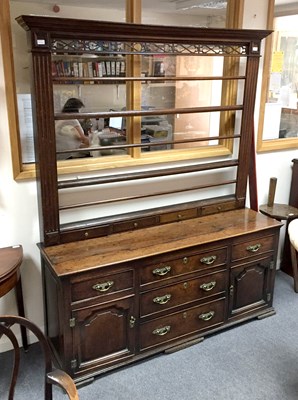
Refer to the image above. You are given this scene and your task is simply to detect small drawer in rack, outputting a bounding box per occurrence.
[232,234,275,262]
[140,269,227,317]
[139,297,225,351]
[71,269,134,302]
[140,247,228,287]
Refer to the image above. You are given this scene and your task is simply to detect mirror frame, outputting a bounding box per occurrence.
[1,0,243,180]
[257,0,298,153]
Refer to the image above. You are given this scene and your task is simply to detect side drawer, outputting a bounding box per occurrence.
[232,234,275,262]
[139,298,225,351]
[140,247,228,287]
[71,269,134,302]
[140,269,227,317]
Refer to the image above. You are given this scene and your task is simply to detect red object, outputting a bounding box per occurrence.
[249,126,258,212]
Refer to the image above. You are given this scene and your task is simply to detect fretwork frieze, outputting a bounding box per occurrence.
[51,39,249,56]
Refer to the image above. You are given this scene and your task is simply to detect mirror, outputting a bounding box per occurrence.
[1,0,243,179]
[257,0,298,152]
[52,52,244,161]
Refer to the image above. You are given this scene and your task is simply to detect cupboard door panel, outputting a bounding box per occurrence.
[229,257,273,318]
[71,296,135,374]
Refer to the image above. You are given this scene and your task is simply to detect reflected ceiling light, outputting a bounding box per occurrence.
[176,0,227,11]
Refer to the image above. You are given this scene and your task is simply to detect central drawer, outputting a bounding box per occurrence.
[139,297,225,351]
[140,269,227,317]
[140,246,228,287]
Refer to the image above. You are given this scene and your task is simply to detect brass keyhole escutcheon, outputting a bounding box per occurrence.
[183,282,188,289]
[129,316,136,328]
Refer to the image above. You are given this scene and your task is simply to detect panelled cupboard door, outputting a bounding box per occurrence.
[228,256,274,318]
[71,296,135,376]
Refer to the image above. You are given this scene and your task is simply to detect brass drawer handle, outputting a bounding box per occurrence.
[152,266,171,276]
[198,311,215,321]
[200,255,217,265]
[246,244,261,253]
[92,280,114,292]
[152,326,171,336]
[200,281,216,292]
[153,294,172,305]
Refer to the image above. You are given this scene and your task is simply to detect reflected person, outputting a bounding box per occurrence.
[55,98,90,160]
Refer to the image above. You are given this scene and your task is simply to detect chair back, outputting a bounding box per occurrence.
[0,315,79,400]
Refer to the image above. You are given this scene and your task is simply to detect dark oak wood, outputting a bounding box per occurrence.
[17,15,271,43]
[39,209,282,382]
[0,245,28,350]
[17,15,279,383]
[259,203,298,221]
[41,209,279,276]
[16,15,271,246]
[267,177,277,207]
[249,127,258,212]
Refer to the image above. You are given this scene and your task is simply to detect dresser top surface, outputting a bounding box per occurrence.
[40,209,282,276]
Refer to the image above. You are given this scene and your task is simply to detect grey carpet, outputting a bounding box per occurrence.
[1,270,298,400]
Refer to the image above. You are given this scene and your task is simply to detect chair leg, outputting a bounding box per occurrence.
[290,243,298,293]
[15,277,28,351]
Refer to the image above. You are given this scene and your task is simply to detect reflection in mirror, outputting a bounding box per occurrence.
[142,0,227,27]
[10,0,127,165]
[55,97,91,161]
[3,0,242,178]
[264,15,298,140]
[257,0,298,152]
[52,49,243,160]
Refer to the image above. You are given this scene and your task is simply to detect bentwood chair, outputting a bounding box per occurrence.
[0,315,79,400]
[288,218,298,292]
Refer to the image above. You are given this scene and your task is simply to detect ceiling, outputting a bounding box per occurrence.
[10,0,298,17]
[275,0,297,4]
[11,0,226,16]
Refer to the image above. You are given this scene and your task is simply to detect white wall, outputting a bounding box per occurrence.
[0,0,297,351]
[0,35,42,349]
